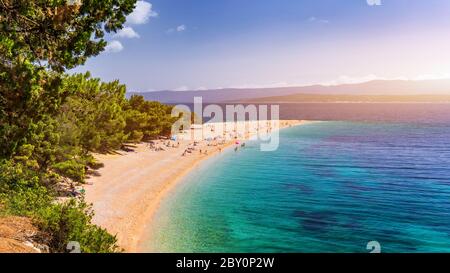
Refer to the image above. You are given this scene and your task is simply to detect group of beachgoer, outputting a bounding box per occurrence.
[182,141,200,156]
[234,142,246,152]
[206,140,226,147]
[180,139,228,157]
[164,140,181,148]
[147,140,180,152]
[146,141,164,151]
[176,122,275,156]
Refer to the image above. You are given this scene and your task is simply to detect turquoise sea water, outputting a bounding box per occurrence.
[144,121,450,253]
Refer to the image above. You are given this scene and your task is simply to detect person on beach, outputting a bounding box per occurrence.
[69,183,76,197]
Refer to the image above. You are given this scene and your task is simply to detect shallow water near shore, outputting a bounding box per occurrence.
[143,121,450,253]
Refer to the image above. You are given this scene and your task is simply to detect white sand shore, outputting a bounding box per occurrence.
[84,120,311,252]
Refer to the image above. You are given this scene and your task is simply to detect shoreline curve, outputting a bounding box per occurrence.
[84,120,312,252]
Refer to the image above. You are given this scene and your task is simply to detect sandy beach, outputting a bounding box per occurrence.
[84,120,310,252]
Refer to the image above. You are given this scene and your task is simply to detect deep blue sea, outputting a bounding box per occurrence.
[144,120,450,253]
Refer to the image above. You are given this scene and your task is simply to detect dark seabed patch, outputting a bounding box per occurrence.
[299,211,337,232]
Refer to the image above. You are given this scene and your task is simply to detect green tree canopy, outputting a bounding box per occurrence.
[0,0,136,71]
[1,0,179,252]
[0,0,137,158]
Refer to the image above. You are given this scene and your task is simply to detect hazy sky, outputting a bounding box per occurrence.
[72,0,450,92]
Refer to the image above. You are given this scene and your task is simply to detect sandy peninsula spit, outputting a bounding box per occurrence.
[84,120,311,252]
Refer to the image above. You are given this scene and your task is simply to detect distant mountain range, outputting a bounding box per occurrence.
[243,94,450,103]
[128,79,450,103]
